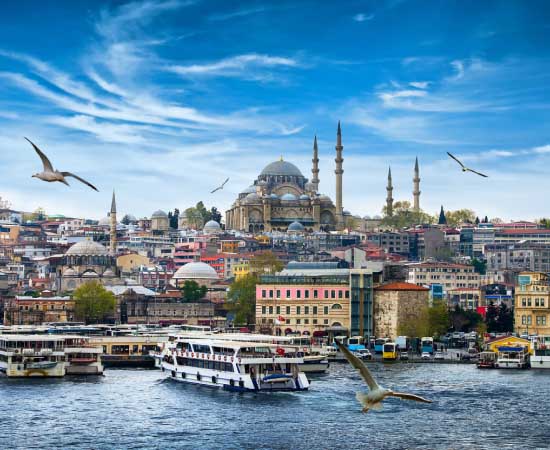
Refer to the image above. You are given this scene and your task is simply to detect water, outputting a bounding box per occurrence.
[1,364,549,450]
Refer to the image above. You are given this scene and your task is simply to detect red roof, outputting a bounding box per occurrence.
[375,282,429,291]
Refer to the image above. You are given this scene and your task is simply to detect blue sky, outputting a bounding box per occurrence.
[1,0,550,221]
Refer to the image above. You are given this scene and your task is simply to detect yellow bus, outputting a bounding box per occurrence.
[382,342,398,361]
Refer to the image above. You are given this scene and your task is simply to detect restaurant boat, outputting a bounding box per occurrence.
[159,337,309,392]
[64,336,104,375]
[494,345,530,369]
[0,335,66,377]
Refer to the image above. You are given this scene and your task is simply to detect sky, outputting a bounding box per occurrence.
[1,0,550,222]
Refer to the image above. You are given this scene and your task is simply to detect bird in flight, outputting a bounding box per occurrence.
[25,138,99,191]
[447,152,488,178]
[336,342,432,413]
[210,177,230,194]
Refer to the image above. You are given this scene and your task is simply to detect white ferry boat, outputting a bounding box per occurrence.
[63,336,104,375]
[160,337,309,392]
[0,335,66,377]
[494,345,530,369]
[531,336,550,369]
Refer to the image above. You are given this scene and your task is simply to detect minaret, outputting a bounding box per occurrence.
[110,190,117,256]
[311,135,320,193]
[335,121,344,227]
[413,156,421,212]
[386,167,394,217]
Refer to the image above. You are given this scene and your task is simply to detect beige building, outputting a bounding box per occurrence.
[373,282,429,340]
[117,253,151,275]
[407,262,480,291]
[514,272,550,335]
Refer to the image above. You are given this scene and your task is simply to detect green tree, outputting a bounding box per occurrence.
[538,218,550,229]
[210,207,222,224]
[485,300,499,333]
[121,214,132,225]
[184,206,204,229]
[382,200,435,229]
[450,305,483,332]
[249,251,284,275]
[496,303,514,332]
[181,280,208,302]
[227,274,258,325]
[397,301,450,338]
[445,209,476,227]
[427,300,450,338]
[471,258,487,275]
[73,281,116,324]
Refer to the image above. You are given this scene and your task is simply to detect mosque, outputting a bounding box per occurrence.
[225,123,346,233]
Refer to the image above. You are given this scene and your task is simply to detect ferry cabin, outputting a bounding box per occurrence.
[494,346,529,369]
[531,336,550,369]
[161,338,309,392]
[63,336,104,375]
[0,335,65,377]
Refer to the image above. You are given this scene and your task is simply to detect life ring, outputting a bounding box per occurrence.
[207,354,210,360]
[238,358,241,363]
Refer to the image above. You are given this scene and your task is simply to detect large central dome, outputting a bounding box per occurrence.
[260,160,303,177]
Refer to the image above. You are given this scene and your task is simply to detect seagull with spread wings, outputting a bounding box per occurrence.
[447,152,488,178]
[210,177,229,194]
[336,342,432,413]
[25,137,99,191]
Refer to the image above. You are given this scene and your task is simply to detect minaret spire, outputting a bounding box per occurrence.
[413,156,421,212]
[311,135,320,193]
[110,190,117,256]
[386,166,394,217]
[335,121,344,228]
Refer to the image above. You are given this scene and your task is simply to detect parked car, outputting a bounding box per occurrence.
[421,352,432,360]
[353,349,372,360]
[400,351,409,360]
[434,351,445,360]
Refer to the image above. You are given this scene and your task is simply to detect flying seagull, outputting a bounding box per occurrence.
[25,137,99,191]
[210,177,230,194]
[447,152,488,178]
[336,342,432,413]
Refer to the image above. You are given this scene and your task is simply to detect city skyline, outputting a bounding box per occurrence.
[1,0,550,220]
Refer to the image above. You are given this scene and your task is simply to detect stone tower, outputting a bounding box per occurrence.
[386,167,394,217]
[335,121,344,227]
[110,190,117,256]
[413,156,421,212]
[311,135,320,193]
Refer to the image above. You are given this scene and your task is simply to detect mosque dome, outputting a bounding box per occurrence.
[98,216,111,227]
[299,194,310,200]
[260,160,303,177]
[288,221,305,232]
[203,220,221,234]
[269,193,279,199]
[66,240,109,256]
[241,185,256,194]
[82,270,99,278]
[173,262,218,280]
[281,193,297,201]
[151,210,168,219]
[103,269,116,277]
[318,194,331,202]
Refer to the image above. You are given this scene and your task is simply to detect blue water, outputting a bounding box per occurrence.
[1,363,549,449]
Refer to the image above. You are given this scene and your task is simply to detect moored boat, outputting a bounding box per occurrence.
[531,336,550,369]
[494,345,529,369]
[0,335,66,377]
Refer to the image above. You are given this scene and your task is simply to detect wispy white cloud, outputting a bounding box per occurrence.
[166,53,301,81]
[353,13,374,22]
[209,6,267,22]
[409,81,430,89]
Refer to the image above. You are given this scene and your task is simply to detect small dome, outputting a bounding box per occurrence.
[173,262,218,280]
[260,160,303,177]
[244,193,261,203]
[288,221,305,232]
[258,180,267,186]
[82,270,99,278]
[318,194,331,201]
[299,194,310,200]
[63,268,77,277]
[305,182,315,191]
[103,269,115,277]
[241,185,256,194]
[66,240,109,256]
[151,210,168,218]
[203,220,221,234]
[125,214,137,223]
[281,193,297,201]
[98,216,111,227]
[269,193,279,199]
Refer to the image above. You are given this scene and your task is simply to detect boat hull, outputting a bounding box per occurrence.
[530,357,550,369]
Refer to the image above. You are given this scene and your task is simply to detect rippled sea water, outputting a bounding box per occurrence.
[1,363,549,450]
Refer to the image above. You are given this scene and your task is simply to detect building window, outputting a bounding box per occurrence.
[262,305,266,315]
[286,306,291,315]
[324,306,328,315]
[542,299,546,307]
[324,319,329,325]
[522,298,526,307]
[297,290,301,299]
[324,291,329,299]
[331,290,336,299]
[528,299,532,306]
[304,319,309,324]
[276,290,281,298]
[269,306,273,314]
[345,291,350,298]
[297,306,301,315]
[338,291,343,299]
[296,319,301,324]
[286,290,291,298]
[536,298,540,307]
[527,315,532,325]
[269,290,273,298]
[305,306,309,315]
[276,306,280,315]
[313,306,318,315]
[331,304,342,310]
[305,290,310,299]
[313,319,318,324]
[313,290,318,299]
[262,290,266,298]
